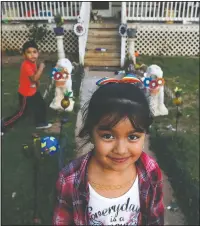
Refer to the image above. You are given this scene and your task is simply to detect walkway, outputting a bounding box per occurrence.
[75,67,185,225]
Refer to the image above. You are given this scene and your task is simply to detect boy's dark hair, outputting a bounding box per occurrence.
[22,40,38,53]
[79,83,153,145]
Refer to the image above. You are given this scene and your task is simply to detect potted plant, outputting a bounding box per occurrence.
[53,14,64,36]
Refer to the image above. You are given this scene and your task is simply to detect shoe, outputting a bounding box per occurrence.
[36,123,52,129]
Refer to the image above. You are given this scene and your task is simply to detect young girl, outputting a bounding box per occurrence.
[53,78,164,225]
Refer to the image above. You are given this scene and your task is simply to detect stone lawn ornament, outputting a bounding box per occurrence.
[50,58,75,112]
[143,64,168,117]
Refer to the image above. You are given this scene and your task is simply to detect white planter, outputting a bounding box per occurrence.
[128,38,136,65]
[56,36,65,59]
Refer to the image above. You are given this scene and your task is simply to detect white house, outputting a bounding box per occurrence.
[1,2,199,67]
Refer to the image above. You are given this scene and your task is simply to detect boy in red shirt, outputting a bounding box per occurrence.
[1,40,52,134]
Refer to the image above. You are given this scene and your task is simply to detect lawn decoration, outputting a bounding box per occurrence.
[73,23,85,36]
[119,24,127,37]
[41,136,59,156]
[144,65,168,117]
[50,58,75,112]
[173,87,183,136]
[73,16,86,36]
[61,91,72,110]
[124,52,147,79]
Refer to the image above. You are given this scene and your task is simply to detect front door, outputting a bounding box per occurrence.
[91,2,112,17]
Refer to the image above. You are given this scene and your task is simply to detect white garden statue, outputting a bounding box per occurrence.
[50,58,75,112]
[144,65,168,117]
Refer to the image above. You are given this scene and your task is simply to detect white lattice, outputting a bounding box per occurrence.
[126,24,199,56]
[1,23,78,53]
[2,23,199,57]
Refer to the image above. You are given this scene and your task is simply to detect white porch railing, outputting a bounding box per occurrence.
[126,1,199,22]
[1,2,81,21]
[78,2,91,65]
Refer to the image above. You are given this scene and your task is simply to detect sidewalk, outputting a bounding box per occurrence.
[75,68,186,225]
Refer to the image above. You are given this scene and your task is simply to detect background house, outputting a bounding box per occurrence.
[1,1,199,67]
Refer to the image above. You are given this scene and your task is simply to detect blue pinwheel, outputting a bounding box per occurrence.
[143,77,152,87]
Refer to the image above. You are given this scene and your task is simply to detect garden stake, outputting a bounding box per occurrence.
[175,106,179,137]
[32,133,42,225]
[58,117,69,170]
[22,144,32,159]
[173,87,183,137]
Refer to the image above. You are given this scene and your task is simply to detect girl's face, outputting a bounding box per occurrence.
[92,117,145,172]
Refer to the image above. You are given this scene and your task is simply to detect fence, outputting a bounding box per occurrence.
[126,1,199,22]
[2,24,78,53]
[125,24,199,57]
[1,2,81,21]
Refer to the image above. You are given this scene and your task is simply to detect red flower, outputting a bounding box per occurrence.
[157,78,165,86]
[54,72,63,80]
[149,80,158,89]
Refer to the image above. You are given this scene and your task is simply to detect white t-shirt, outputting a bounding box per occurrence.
[88,175,140,226]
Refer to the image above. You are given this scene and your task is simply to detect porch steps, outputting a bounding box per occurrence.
[87,37,120,44]
[85,58,120,67]
[85,22,121,67]
[88,29,119,37]
[89,23,119,29]
[86,44,120,51]
[85,52,120,58]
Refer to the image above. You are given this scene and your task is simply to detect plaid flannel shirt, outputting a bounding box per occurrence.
[53,151,164,225]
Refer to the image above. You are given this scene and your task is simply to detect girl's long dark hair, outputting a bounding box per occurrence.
[78,83,153,146]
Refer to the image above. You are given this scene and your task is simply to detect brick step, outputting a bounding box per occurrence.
[85,58,120,67]
[87,37,120,44]
[85,51,121,58]
[89,22,119,29]
[88,29,119,37]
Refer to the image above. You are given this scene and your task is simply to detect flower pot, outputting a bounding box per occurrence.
[54,27,64,36]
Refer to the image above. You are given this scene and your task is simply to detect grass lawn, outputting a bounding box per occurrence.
[1,56,83,225]
[140,56,199,225]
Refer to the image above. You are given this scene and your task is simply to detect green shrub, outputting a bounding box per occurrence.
[26,22,49,44]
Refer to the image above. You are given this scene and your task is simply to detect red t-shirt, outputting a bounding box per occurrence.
[18,60,37,96]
